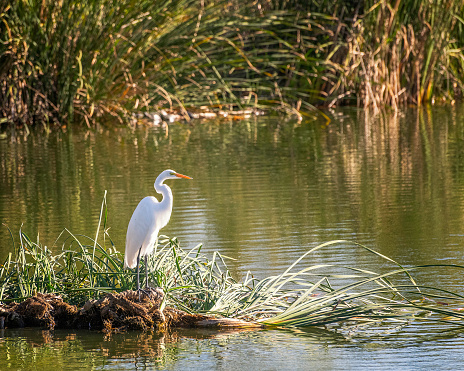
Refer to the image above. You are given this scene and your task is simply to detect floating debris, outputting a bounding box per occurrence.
[132,108,266,126]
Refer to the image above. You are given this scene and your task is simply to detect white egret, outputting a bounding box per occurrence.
[124,169,192,294]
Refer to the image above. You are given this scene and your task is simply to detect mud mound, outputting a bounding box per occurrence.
[78,288,167,331]
[0,289,210,331]
[0,293,77,329]
[0,289,261,332]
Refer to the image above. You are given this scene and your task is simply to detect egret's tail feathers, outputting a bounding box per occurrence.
[124,254,137,269]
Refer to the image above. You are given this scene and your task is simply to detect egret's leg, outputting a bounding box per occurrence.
[145,255,149,288]
[136,247,142,300]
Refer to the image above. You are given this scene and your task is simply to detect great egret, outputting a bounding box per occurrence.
[124,169,192,294]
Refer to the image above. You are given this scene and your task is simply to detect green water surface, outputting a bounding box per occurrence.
[1,106,464,369]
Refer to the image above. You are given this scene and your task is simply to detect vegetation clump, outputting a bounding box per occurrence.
[2,222,464,334]
[1,190,464,333]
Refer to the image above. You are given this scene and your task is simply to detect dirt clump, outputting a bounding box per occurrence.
[0,289,261,332]
[77,288,167,331]
[0,289,210,332]
[0,293,77,330]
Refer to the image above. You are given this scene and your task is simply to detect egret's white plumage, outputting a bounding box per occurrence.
[124,169,192,290]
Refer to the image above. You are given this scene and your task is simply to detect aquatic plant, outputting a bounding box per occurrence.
[340,0,464,109]
[2,224,464,331]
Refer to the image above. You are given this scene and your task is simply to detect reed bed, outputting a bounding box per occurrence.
[0,0,337,126]
[1,1,463,127]
[2,224,464,332]
[340,0,464,110]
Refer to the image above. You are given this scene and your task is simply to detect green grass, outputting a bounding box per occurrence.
[2,196,464,332]
[0,0,337,126]
[2,1,463,127]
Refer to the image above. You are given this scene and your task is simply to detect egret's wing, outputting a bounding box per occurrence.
[124,197,158,268]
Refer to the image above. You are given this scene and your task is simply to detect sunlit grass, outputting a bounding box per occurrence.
[2,210,464,331]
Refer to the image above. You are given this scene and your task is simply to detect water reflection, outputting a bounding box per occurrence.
[1,324,464,370]
[0,327,279,369]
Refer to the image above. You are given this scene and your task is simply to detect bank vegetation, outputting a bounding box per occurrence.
[1,0,463,126]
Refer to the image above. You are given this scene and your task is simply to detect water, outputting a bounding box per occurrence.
[1,106,464,368]
[1,326,464,370]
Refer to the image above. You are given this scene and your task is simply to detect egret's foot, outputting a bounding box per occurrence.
[137,286,164,303]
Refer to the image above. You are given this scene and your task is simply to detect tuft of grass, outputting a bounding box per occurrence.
[2,191,464,331]
[0,225,130,305]
[2,227,464,332]
[206,240,464,329]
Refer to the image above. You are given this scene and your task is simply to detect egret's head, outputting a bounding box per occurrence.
[160,169,193,181]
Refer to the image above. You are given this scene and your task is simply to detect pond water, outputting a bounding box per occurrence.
[1,106,464,369]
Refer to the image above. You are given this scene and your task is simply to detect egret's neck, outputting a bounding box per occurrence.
[154,180,173,210]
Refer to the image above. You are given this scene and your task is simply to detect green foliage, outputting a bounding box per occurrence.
[0,0,338,126]
[2,223,464,331]
[1,0,463,126]
[0,0,204,125]
[208,240,464,328]
[0,227,131,304]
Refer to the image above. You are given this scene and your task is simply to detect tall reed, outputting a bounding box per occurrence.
[1,1,463,127]
[338,0,464,109]
[0,0,206,125]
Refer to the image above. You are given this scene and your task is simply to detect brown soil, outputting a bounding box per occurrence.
[0,290,263,332]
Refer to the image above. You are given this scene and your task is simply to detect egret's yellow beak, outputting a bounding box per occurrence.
[175,173,193,180]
